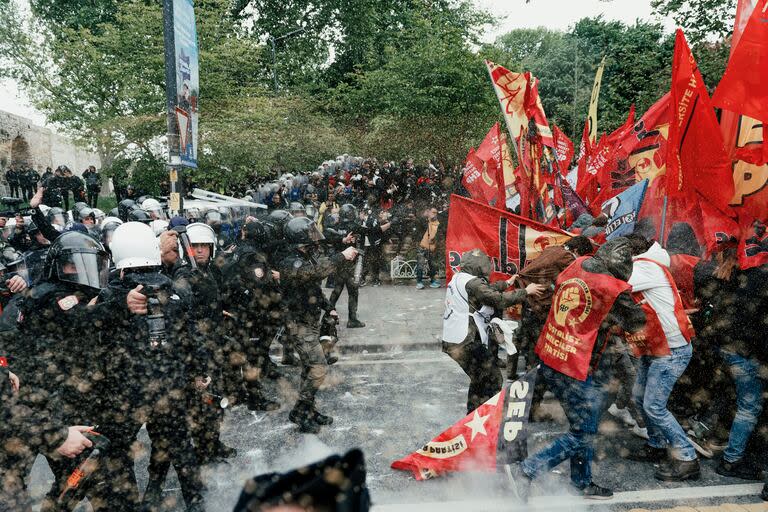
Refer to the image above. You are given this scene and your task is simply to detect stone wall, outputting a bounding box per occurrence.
[0,110,102,194]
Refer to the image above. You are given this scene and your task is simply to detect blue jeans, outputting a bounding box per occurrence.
[633,343,696,461]
[721,350,765,463]
[521,363,606,489]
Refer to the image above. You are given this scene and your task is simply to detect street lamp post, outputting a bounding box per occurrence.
[269,27,306,95]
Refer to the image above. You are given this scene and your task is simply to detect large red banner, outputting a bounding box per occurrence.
[445,195,572,284]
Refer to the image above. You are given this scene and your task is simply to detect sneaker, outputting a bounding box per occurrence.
[580,482,614,500]
[761,482,768,501]
[654,458,700,482]
[715,457,763,480]
[632,425,649,440]
[347,319,366,328]
[359,280,368,288]
[687,435,714,459]
[372,281,382,287]
[416,282,425,290]
[608,403,637,427]
[429,280,441,288]
[624,444,666,463]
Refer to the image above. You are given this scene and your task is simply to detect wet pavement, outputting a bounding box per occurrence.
[26,283,768,511]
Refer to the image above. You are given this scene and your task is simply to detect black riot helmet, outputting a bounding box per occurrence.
[118,199,136,221]
[43,231,110,290]
[339,204,358,223]
[108,207,119,218]
[285,217,325,245]
[267,209,294,238]
[127,208,152,223]
[71,202,88,222]
[47,207,66,227]
[242,219,270,248]
[289,202,306,217]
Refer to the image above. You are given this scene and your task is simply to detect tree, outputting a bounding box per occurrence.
[651,0,737,44]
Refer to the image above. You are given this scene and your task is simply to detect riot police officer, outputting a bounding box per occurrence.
[279,217,357,433]
[103,222,205,511]
[15,231,134,511]
[324,204,376,328]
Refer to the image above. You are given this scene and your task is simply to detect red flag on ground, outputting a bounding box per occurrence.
[445,195,571,284]
[391,368,538,480]
[667,30,734,215]
[552,124,575,176]
[461,148,500,206]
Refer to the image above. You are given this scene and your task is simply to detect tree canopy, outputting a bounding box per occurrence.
[0,0,742,188]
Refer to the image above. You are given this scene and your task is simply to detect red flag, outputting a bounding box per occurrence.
[444,195,571,284]
[720,0,761,155]
[391,369,538,480]
[476,123,505,205]
[525,74,554,147]
[461,149,500,206]
[739,214,768,269]
[0,356,7,367]
[667,30,735,215]
[552,124,575,176]
[576,120,596,202]
[699,198,740,255]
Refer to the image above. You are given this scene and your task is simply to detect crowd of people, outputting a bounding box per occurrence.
[5,165,103,209]
[0,155,455,511]
[443,217,768,502]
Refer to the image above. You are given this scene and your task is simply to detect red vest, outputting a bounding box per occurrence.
[535,257,631,382]
[669,254,700,311]
[624,258,696,357]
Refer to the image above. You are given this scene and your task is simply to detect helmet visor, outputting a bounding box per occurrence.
[56,252,110,290]
[306,223,325,243]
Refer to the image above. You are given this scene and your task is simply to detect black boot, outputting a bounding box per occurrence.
[246,389,280,412]
[310,404,334,425]
[289,401,322,434]
[624,444,667,463]
[264,359,281,379]
[761,482,768,501]
[716,457,763,480]
[655,458,700,481]
[210,440,237,461]
[347,318,366,328]
[281,351,299,366]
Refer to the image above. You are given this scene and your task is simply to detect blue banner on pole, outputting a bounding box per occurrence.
[602,179,649,240]
[173,0,199,168]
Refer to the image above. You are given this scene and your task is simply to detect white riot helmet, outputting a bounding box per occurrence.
[186,222,216,259]
[150,219,169,236]
[93,208,106,223]
[141,198,166,220]
[110,222,161,270]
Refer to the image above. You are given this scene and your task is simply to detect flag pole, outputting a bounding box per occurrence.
[659,194,669,247]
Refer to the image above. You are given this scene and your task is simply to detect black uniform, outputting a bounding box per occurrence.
[279,244,344,429]
[83,168,101,207]
[5,168,20,198]
[99,269,205,511]
[324,214,371,325]
[16,281,129,511]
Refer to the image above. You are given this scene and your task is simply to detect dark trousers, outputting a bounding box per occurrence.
[142,394,205,511]
[21,186,33,201]
[416,248,437,283]
[442,339,503,413]
[362,245,383,283]
[8,184,19,199]
[289,321,327,406]
[87,187,99,207]
[329,268,359,321]
[521,363,608,489]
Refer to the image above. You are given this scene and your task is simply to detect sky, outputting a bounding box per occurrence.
[0,0,676,130]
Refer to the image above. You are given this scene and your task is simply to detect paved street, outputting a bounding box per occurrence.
[27,284,768,511]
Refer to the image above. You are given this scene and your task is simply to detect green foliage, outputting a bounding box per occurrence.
[651,0,737,44]
[0,0,740,187]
